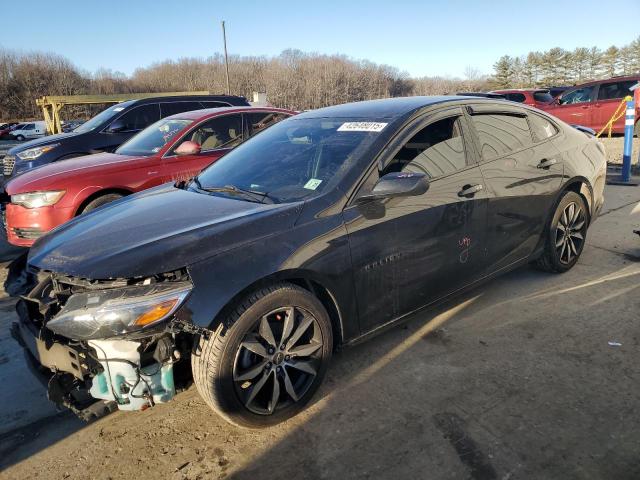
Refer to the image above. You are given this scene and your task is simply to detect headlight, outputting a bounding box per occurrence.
[16,143,60,160]
[11,190,65,208]
[47,282,192,340]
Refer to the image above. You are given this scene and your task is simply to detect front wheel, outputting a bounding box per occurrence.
[80,193,123,214]
[192,283,333,428]
[535,191,588,273]
[15,135,25,141]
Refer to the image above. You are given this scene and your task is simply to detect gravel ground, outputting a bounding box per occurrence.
[1,183,640,480]
[598,136,640,165]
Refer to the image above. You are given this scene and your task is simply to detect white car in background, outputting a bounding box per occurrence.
[11,121,46,141]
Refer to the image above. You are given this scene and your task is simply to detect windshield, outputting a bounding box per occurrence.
[73,102,135,133]
[195,117,383,203]
[115,118,193,156]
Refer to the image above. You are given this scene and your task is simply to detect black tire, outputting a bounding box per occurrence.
[15,135,25,141]
[81,193,123,214]
[535,191,589,273]
[192,283,333,428]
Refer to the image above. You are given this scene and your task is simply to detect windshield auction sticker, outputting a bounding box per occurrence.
[304,178,323,190]
[337,122,388,132]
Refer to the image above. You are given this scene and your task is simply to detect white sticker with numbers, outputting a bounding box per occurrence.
[304,178,323,190]
[337,122,388,132]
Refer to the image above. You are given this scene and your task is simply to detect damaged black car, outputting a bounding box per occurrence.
[12,96,606,428]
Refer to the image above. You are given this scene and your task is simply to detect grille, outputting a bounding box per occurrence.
[2,155,15,176]
[11,227,44,240]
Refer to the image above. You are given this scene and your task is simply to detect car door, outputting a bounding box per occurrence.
[592,80,637,133]
[161,113,244,182]
[23,123,36,138]
[343,107,488,332]
[549,85,596,128]
[466,105,563,273]
[98,103,161,152]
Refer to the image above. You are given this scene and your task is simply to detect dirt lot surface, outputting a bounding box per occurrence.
[598,136,639,165]
[1,181,640,480]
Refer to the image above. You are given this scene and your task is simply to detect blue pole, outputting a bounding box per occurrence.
[622,97,635,183]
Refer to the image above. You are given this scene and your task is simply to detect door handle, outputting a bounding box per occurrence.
[458,184,483,197]
[537,158,557,169]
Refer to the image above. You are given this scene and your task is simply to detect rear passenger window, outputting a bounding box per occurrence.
[597,81,637,101]
[200,101,230,109]
[506,93,526,103]
[471,114,532,160]
[533,91,554,103]
[247,112,290,136]
[384,116,468,179]
[528,114,558,142]
[160,102,204,117]
[116,104,161,131]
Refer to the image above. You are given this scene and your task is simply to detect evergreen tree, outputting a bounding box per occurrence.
[492,55,515,88]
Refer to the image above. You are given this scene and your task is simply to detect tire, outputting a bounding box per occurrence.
[81,193,123,214]
[15,135,24,141]
[535,191,589,273]
[192,283,333,428]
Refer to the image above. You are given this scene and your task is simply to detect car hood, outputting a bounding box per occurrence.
[28,184,303,279]
[8,132,79,153]
[6,152,139,194]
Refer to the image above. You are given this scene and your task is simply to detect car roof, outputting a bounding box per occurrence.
[491,89,549,93]
[164,106,296,121]
[125,95,249,107]
[569,75,640,88]
[295,96,477,120]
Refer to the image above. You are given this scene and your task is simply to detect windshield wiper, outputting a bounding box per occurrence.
[199,184,275,204]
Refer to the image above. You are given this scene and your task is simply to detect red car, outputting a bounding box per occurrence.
[5,106,294,246]
[491,89,554,108]
[539,75,640,134]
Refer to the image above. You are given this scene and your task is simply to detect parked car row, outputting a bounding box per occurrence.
[5,106,294,246]
[492,74,640,134]
[8,94,606,428]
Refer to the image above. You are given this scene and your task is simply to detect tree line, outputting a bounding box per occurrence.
[0,37,638,121]
[492,37,640,88]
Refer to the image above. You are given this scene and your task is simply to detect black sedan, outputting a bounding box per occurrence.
[14,96,606,427]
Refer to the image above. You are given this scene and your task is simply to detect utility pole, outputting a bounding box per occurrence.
[221,20,230,95]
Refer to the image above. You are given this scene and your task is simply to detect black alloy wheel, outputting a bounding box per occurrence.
[233,306,324,415]
[536,190,589,273]
[555,201,586,265]
[192,283,333,428]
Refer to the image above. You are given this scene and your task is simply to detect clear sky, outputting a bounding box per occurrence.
[2,0,638,78]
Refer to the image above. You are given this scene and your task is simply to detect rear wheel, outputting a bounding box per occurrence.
[80,193,124,214]
[535,191,588,273]
[192,283,333,428]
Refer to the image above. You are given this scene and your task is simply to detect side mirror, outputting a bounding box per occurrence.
[356,172,429,203]
[174,140,201,156]
[106,120,126,133]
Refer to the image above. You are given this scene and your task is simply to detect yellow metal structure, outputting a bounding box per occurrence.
[36,92,212,134]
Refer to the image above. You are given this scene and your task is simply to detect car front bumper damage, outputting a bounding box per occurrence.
[11,270,197,420]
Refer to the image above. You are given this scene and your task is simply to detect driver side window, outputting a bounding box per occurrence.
[559,86,594,105]
[383,116,468,178]
[183,114,243,152]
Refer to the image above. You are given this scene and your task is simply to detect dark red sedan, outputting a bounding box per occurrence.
[5,107,294,246]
